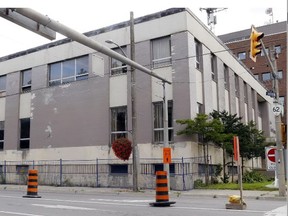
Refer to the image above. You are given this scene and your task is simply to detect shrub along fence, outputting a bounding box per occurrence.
[0,156,213,190]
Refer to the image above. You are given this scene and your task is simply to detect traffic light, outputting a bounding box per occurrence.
[249,26,264,62]
[280,123,286,145]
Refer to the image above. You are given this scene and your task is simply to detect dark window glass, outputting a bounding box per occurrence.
[110,164,128,174]
[20,118,30,149]
[111,107,127,142]
[154,164,175,174]
[0,75,6,92]
[0,121,4,150]
[22,69,32,92]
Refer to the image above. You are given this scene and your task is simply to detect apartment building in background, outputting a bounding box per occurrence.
[0,8,276,189]
[218,21,287,127]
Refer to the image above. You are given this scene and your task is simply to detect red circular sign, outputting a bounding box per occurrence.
[267,148,276,162]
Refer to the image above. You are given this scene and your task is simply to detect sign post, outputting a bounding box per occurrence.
[226,136,246,210]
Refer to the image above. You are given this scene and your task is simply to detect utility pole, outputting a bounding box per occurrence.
[130,11,138,192]
[261,41,286,196]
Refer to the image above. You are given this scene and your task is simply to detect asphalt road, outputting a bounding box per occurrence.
[0,190,286,216]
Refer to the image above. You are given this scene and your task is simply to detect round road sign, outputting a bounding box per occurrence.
[267,148,276,162]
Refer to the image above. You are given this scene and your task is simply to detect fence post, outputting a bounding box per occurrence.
[96,158,99,187]
[182,157,186,191]
[32,160,35,169]
[59,159,63,186]
[3,160,6,184]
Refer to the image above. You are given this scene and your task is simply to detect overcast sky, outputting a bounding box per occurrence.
[0,0,286,57]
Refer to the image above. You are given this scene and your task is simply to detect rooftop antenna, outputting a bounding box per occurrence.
[199,8,227,33]
[265,8,274,24]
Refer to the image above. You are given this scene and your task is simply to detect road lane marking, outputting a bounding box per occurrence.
[0,211,44,216]
[32,204,116,212]
[264,205,287,216]
[91,199,154,203]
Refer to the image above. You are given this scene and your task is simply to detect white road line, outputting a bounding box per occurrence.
[264,205,287,216]
[0,211,44,216]
[32,204,116,212]
[91,198,154,203]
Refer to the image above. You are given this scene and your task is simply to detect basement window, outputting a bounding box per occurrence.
[110,164,128,174]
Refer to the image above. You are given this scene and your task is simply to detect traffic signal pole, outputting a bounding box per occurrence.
[261,40,286,197]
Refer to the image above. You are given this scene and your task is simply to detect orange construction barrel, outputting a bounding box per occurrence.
[23,169,41,198]
[149,171,175,207]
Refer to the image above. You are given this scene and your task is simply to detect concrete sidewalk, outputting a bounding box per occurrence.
[0,184,286,201]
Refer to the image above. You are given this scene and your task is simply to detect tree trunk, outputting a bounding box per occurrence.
[203,142,209,185]
[222,147,226,183]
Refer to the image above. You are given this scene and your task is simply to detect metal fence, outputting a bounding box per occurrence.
[0,156,211,190]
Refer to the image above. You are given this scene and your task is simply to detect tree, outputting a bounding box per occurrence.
[210,111,267,177]
[210,110,240,182]
[176,114,224,185]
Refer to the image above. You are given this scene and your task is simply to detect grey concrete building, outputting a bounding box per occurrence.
[0,8,275,188]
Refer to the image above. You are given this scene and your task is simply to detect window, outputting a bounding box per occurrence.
[0,121,4,150]
[211,53,217,81]
[21,69,32,92]
[197,103,204,114]
[237,52,246,60]
[20,118,30,149]
[279,96,285,106]
[49,55,88,86]
[111,107,127,143]
[261,48,269,56]
[153,163,175,175]
[244,82,248,103]
[110,164,128,174]
[254,74,259,80]
[195,39,202,70]
[153,101,173,143]
[224,64,229,90]
[251,89,255,108]
[277,70,283,79]
[110,47,127,75]
[152,37,172,68]
[235,74,239,97]
[275,45,281,54]
[0,75,6,94]
[262,72,271,81]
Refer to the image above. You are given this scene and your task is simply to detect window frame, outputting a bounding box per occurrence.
[110,47,128,76]
[262,72,271,81]
[110,164,128,174]
[48,55,89,86]
[224,64,229,90]
[195,39,203,71]
[211,53,217,81]
[21,69,32,92]
[237,52,246,60]
[19,118,30,149]
[0,75,6,95]
[151,36,172,69]
[153,101,173,143]
[0,121,4,150]
[110,106,128,143]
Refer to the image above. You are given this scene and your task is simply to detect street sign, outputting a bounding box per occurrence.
[265,147,276,171]
[267,148,276,162]
[163,147,171,164]
[272,103,282,116]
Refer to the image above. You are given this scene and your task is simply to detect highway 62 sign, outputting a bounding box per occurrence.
[272,103,282,116]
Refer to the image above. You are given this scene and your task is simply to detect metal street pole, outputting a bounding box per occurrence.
[130,11,139,192]
[261,40,286,196]
[162,82,170,191]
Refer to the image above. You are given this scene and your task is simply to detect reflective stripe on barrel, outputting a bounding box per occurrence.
[155,171,169,202]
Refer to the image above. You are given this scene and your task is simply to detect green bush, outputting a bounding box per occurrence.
[242,170,267,183]
[194,179,205,188]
